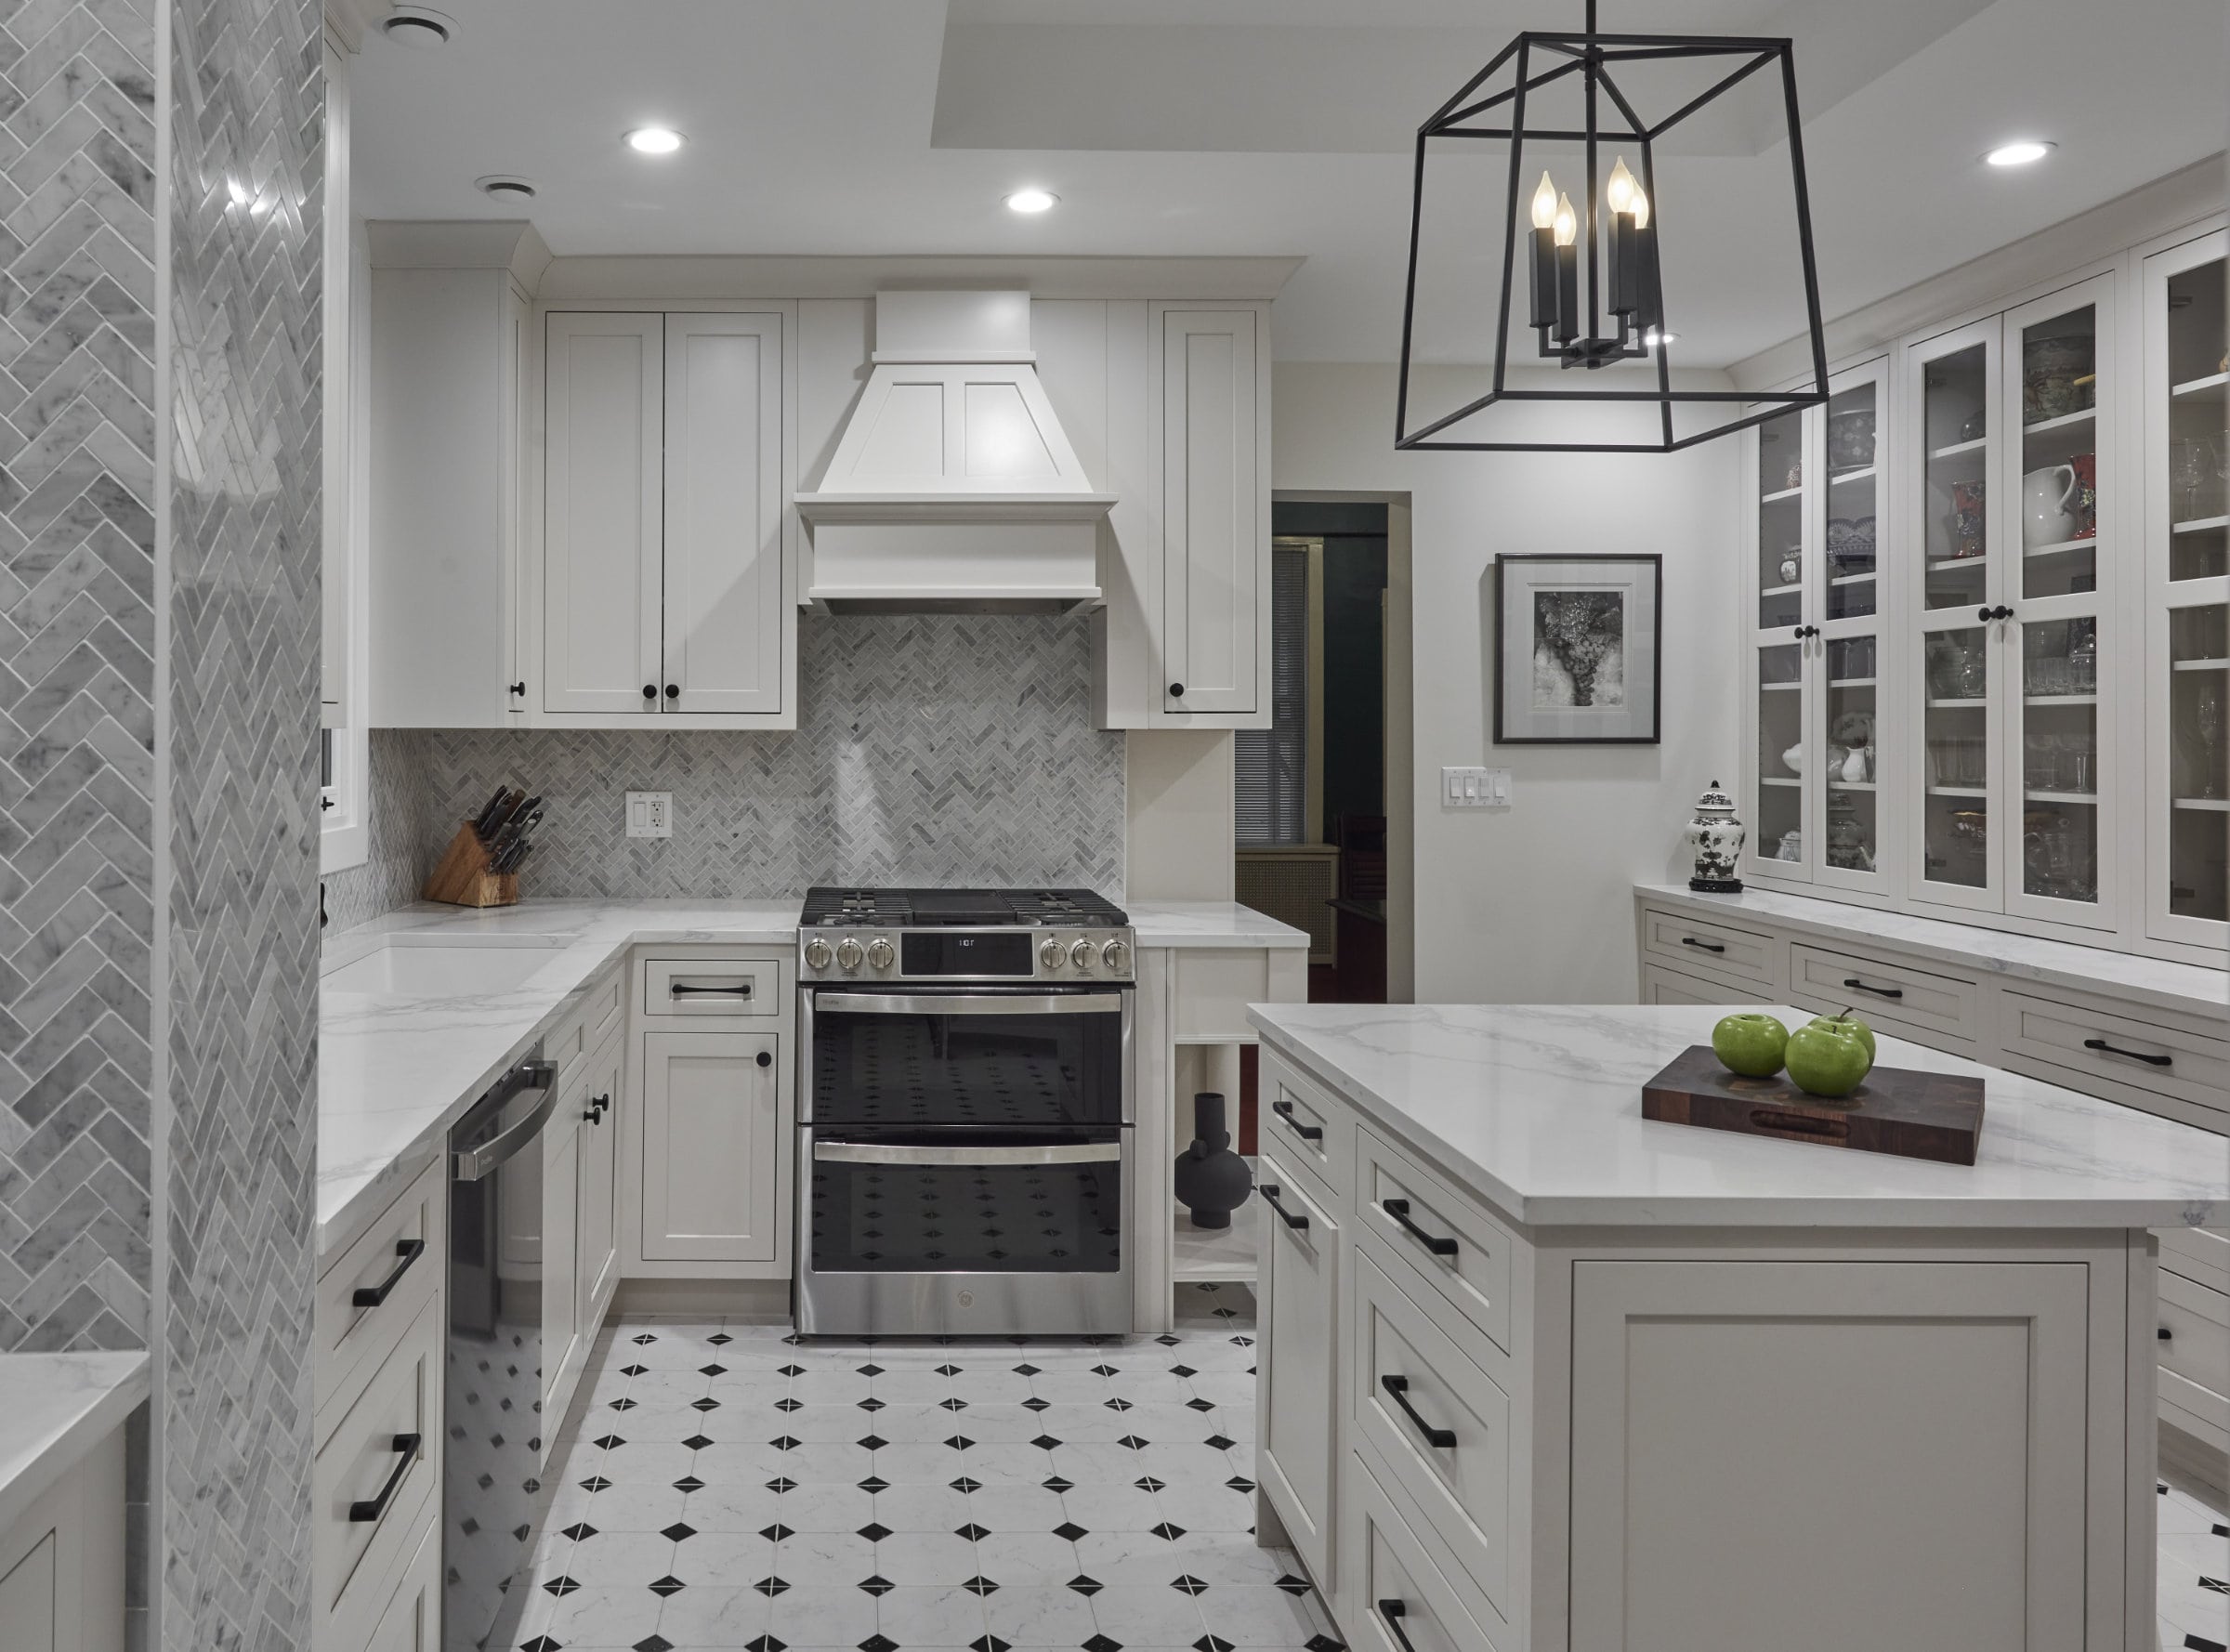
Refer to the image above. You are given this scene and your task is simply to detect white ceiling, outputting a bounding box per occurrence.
[350,0,2228,366]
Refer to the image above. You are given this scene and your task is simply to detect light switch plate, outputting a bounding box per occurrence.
[626,792,673,839]
[1442,767,1513,808]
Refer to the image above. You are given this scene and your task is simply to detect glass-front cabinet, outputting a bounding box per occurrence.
[1900,275,2119,930]
[2146,229,2229,948]
[1745,358,1889,891]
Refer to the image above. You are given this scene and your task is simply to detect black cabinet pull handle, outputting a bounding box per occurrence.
[1168,683,1185,698]
[351,1239,426,1309]
[665,683,680,699]
[1379,1374,1456,1449]
[508,681,525,696]
[1271,1099,1323,1142]
[756,1050,773,1068]
[642,684,658,700]
[1680,937,1725,953]
[1258,1184,1308,1231]
[2084,1037,2171,1068]
[2159,1326,2173,1342]
[584,1094,610,1124]
[348,1434,423,1523]
[1381,1198,1459,1257]
[671,983,753,998]
[1842,977,1904,1000]
[1376,1600,1423,1652]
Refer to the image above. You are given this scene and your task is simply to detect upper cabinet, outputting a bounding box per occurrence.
[537,309,795,726]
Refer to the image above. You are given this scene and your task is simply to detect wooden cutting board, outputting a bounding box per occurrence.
[1641,1045,1984,1166]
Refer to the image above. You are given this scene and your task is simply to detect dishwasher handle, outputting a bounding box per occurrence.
[453,1060,559,1183]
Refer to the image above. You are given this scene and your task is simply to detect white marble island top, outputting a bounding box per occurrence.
[1249,1002,2230,1229]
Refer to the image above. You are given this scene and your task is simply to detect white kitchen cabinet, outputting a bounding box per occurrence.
[0,1425,124,1652]
[538,308,796,727]
[361,1519,439,1652]
[574,1029,623,1331]
[366,222,545,728]
[639,1029,786,1266]
[1257,1151,1339,1586]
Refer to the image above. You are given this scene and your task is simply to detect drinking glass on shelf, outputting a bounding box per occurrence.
[2068,622,2096,693]
[2171,437,2211,521]
[1957,650,1987,699]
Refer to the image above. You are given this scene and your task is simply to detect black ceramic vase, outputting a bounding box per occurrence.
[1174,1092,1253,1229]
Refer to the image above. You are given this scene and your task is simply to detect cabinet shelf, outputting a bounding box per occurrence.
[2024,693,2098,706]
[2024,790,2098,806]
[1759,680,1802,692]
[2171,796,2230,812]
[2023,535,2097,558]
[1926,785,1988,798]
[1926,697,1988,709]
[1929,437,1988,461]
[1830,676,1879,688]
[1760,485,1804,505]
[2171,658,2230,672]
[2171,371,2229,402]
[1760,582,1802,597]
[1827,780,1877,793]
[1760,776,1802,788]
[1923,556,1987,571]
[1829,465,1878,487]
[1830,570,1878,586]
[2172,515,2229,535]
[1173,1211,1257,1284]
[2022,407,2096,436]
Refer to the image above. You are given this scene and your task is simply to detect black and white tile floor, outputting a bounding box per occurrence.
[516,1283,1337,1652]
[2162,1477,2230,1652]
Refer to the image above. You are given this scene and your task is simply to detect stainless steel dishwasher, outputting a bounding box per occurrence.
[443,1050,558,1652]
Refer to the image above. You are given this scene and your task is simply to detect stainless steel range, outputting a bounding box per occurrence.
[796,887,1135,1336]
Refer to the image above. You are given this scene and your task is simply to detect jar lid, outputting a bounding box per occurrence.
[1694,779,1738,816]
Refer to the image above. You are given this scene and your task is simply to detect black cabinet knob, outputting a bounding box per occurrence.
[1976,606,1993,623]
[1995,604,2014,621]
[1168,683,1185,698]
[664,683,680,700]
[642,684,658,700]
[755,1050,772,1068]
[508,681,525,696]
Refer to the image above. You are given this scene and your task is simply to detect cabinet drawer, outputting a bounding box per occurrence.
[1639,906,1776,986]
[361,1514,440,1652]
[2160,1267,2230,1407]
[314,1291,441,1643]
[643,957,779,1016]
[1257,1149,1340,1590]
[1261,1052,1352,1197]
[315,1160,443,1449]
[1639,962,1756,1007]
[1352,1249,1512,1621]
[1173,949,1287,1040]
[1999,990,2230,1121]
[1357,1127,1514,1358]
[550,964,625,1062]
[1787,944,1981,1049]
[1345,1435,1502,1652]
[2160,1226,2230,1294]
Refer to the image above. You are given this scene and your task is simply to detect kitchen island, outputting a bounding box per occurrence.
[1244,1001,2228,1652]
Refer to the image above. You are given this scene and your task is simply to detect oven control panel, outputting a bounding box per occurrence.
[800,927,1135,984]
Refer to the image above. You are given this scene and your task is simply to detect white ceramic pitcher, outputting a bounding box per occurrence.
[2022,464,2078,548]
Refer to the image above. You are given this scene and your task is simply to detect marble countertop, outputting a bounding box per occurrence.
[1249,1001,2230,1229]
[0,1351,148,1537]
[321,896,1304,1259]
[1635,883,2227,1020]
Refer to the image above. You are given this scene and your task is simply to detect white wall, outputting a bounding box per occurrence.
[1125,729,1237,901]
[1273,362,1743,1003]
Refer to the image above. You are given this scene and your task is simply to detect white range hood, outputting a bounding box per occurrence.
[796,290,1117,613]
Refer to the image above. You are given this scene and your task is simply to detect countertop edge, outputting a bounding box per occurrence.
[0,1350,150,1539]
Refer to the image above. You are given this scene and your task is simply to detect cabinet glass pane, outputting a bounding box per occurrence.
[2017,305,2100,600]
[1756,640,1804,865]
[1757,410,1804,628]
[2169,603,2229,922]
[1824,381,1879,622]
[1922,623,1989,887]
[1922,344,1990,610]
[2166,256,2228,583]
[1823,634,1879,875]
[2018,617,2099,904]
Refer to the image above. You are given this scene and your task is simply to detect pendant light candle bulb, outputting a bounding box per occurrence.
[1530,171,1559,230]
[1552,192,1577,246]
[1606,158,1640,216]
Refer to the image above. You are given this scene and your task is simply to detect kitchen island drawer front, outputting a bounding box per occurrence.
[2159,1226,2230,1294]
[2160,1266,2230,1406]
[1639,906,1776,986]
[2000,990,2230,1119]
[1345,1438,1502,1652]
[1787,944,1982,1048]
[1258,1149,1340,1588]
[644,957,779,1016]
[552,963,625,1060]
[1358,1127,1513,1357]
[1262,1051,1352,1194]
[362,1516,439,1652]
[313,1290,440,1639]
[315,1160,443,1448]
[1352,1249,1511,1621]
[1639,962,1758,1007]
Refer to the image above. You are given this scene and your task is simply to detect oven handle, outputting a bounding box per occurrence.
[813,1140,1124,1167]
[813,991,1126,1016]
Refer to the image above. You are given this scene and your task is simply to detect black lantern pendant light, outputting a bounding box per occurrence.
[1395,0,1830,453]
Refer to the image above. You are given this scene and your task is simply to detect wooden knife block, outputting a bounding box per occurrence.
[422,820,519,909]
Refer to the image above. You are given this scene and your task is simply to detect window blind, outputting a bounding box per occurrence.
[1235,544,1308,846]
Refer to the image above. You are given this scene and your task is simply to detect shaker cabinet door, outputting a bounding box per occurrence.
[1257,1151,1338,1585]
[1161,308,1264,717]
[575,1032,623,1331]
[641,1030,785,1265]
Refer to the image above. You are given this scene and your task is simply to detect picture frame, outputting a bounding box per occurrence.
[1492,553,1663,744]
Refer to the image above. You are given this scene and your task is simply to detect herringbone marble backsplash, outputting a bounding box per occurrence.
[330,613,1126,914]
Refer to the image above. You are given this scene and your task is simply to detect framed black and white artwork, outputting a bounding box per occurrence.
[1492,553,1662,744]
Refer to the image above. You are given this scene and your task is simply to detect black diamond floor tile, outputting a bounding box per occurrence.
[649,1576,687,1597]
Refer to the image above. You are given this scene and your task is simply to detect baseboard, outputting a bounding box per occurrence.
[614,1276,793,1321]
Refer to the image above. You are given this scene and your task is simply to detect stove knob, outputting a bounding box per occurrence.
[803,937,833,972]
[866,937,895,972]
[1101,938,1129,974]
[835,937,864,974]
[1039,937,1066,971]
[1069,938,1095,972]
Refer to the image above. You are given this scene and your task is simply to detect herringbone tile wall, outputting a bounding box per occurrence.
[322,725,430,930]
[351,612,1126,913]
[163,2,321,1650]
[0,0,160,1354]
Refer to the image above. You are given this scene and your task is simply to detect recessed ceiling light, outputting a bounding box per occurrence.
[1985,139,2054,167]
[625,127,686,156]
[1004,189,1058,214]
[476,176,537,201]
[380,7,454,48]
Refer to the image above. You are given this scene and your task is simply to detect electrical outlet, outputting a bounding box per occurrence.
[1442,767,1513,808]
[626,792,673,839]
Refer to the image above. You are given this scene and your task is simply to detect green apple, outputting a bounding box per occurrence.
[1712,1012,1789,1079]
[1814,1010,1876,1064]
[1785,1016,1876,1098]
